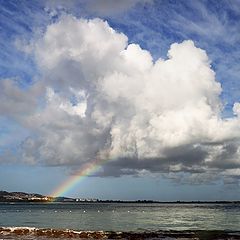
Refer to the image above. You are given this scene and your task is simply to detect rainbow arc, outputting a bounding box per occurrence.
[50,157,108,199]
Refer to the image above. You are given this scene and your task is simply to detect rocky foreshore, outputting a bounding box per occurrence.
[1,227,240,239]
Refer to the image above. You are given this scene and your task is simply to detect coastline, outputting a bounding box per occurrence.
[1,227,240,239]
[1,190,240,204]
[1,200,240,204]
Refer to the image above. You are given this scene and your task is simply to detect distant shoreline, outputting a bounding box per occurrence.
[1,190,239,204]
[0,200,240,204]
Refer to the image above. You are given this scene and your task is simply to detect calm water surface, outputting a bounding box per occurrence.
[0,203,240,231]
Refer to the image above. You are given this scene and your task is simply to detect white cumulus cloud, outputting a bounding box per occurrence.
[5,15,240,183]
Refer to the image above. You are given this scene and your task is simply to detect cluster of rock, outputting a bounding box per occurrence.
[1,227,240,239]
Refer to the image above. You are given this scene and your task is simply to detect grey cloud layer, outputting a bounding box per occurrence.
[4,16,240,183]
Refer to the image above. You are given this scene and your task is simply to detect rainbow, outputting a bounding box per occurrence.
[50,157,108,199]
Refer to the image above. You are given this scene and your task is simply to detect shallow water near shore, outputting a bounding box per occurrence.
[0,203,240,239]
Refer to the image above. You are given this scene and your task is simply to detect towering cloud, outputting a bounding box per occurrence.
[6,16,240,182]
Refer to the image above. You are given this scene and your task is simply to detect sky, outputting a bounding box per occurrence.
[0,0,240,201]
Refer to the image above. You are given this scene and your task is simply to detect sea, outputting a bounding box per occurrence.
[0,202,240,239]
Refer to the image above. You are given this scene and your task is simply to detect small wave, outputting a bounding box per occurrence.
[1,227,240,239]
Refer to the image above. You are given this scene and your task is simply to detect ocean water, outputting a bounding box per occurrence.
[0,202,240,232]
[1,203,240,239]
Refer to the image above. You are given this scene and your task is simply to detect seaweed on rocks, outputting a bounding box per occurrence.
[1,227,240,239]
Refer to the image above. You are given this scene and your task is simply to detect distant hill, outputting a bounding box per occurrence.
[0,191,75,202]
